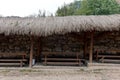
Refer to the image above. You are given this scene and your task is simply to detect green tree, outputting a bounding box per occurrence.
[56,0,120,16]
[76,0,120,15]
[56,0,81,16]
[28,10,47,18]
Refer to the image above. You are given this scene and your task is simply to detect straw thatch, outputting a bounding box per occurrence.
[0,14,120,36]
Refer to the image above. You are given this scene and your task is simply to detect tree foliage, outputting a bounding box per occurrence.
[78,0,120,15]
[56,0,120,16]
[28,10,53,18]
[56,0,81,16]
[28,10,46,18]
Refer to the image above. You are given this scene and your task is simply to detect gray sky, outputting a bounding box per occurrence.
[0,0,74,17]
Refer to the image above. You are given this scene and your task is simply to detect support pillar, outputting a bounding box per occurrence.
[29,36,34,68]
[89,32,94,63]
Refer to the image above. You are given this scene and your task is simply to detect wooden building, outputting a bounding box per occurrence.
[0,14,120,67]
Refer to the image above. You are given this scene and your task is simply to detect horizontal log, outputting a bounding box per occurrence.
[100,59,120,63]
[0,63,25,66]
[42,58,84,61]
[98,55,120,58]
[0,59,27,62]
[43,62,80,65]
[42,52,80,55]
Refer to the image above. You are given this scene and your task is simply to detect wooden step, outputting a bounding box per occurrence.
[98,55,120,58]
[42,58,81,61]
[43,62,80,65]
[0,59,27,62]
[89,62,120,66]
[100,59,120,63]
[0,63,25,66]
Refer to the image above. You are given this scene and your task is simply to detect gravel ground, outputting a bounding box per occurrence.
[0,66,120,80]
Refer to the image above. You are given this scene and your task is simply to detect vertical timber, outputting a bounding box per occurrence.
[29,36,34,68]
[89,32,94,63]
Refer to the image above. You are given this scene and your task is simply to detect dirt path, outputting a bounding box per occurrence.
[0,66,120,80]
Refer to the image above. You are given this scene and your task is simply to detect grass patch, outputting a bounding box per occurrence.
[0,70,10,73]
[76,69,85,72]
[20,69,42,72]
[94,69,104,71]
[93,71,102,74]
[89,69,108,74]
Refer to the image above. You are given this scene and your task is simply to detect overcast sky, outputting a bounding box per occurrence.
[0,0,74,17]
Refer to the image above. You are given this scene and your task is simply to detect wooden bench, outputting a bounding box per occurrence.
[0,52,27,67]
[42,52,85,66]
[98,55,120,63]
[0,59,27,67]
[95,49,120,63]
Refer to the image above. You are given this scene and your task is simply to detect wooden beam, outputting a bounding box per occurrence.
[89,32,94,63]
[29,36,34,68]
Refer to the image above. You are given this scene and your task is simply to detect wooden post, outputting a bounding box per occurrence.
[45,54,47,65]
[89,32,94,63]
[96,50,99,61]
[29,36,34,68]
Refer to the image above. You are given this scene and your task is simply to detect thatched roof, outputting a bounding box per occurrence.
[0,14,120,36]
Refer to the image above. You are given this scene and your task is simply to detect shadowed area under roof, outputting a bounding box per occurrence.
[0,14,120,36]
